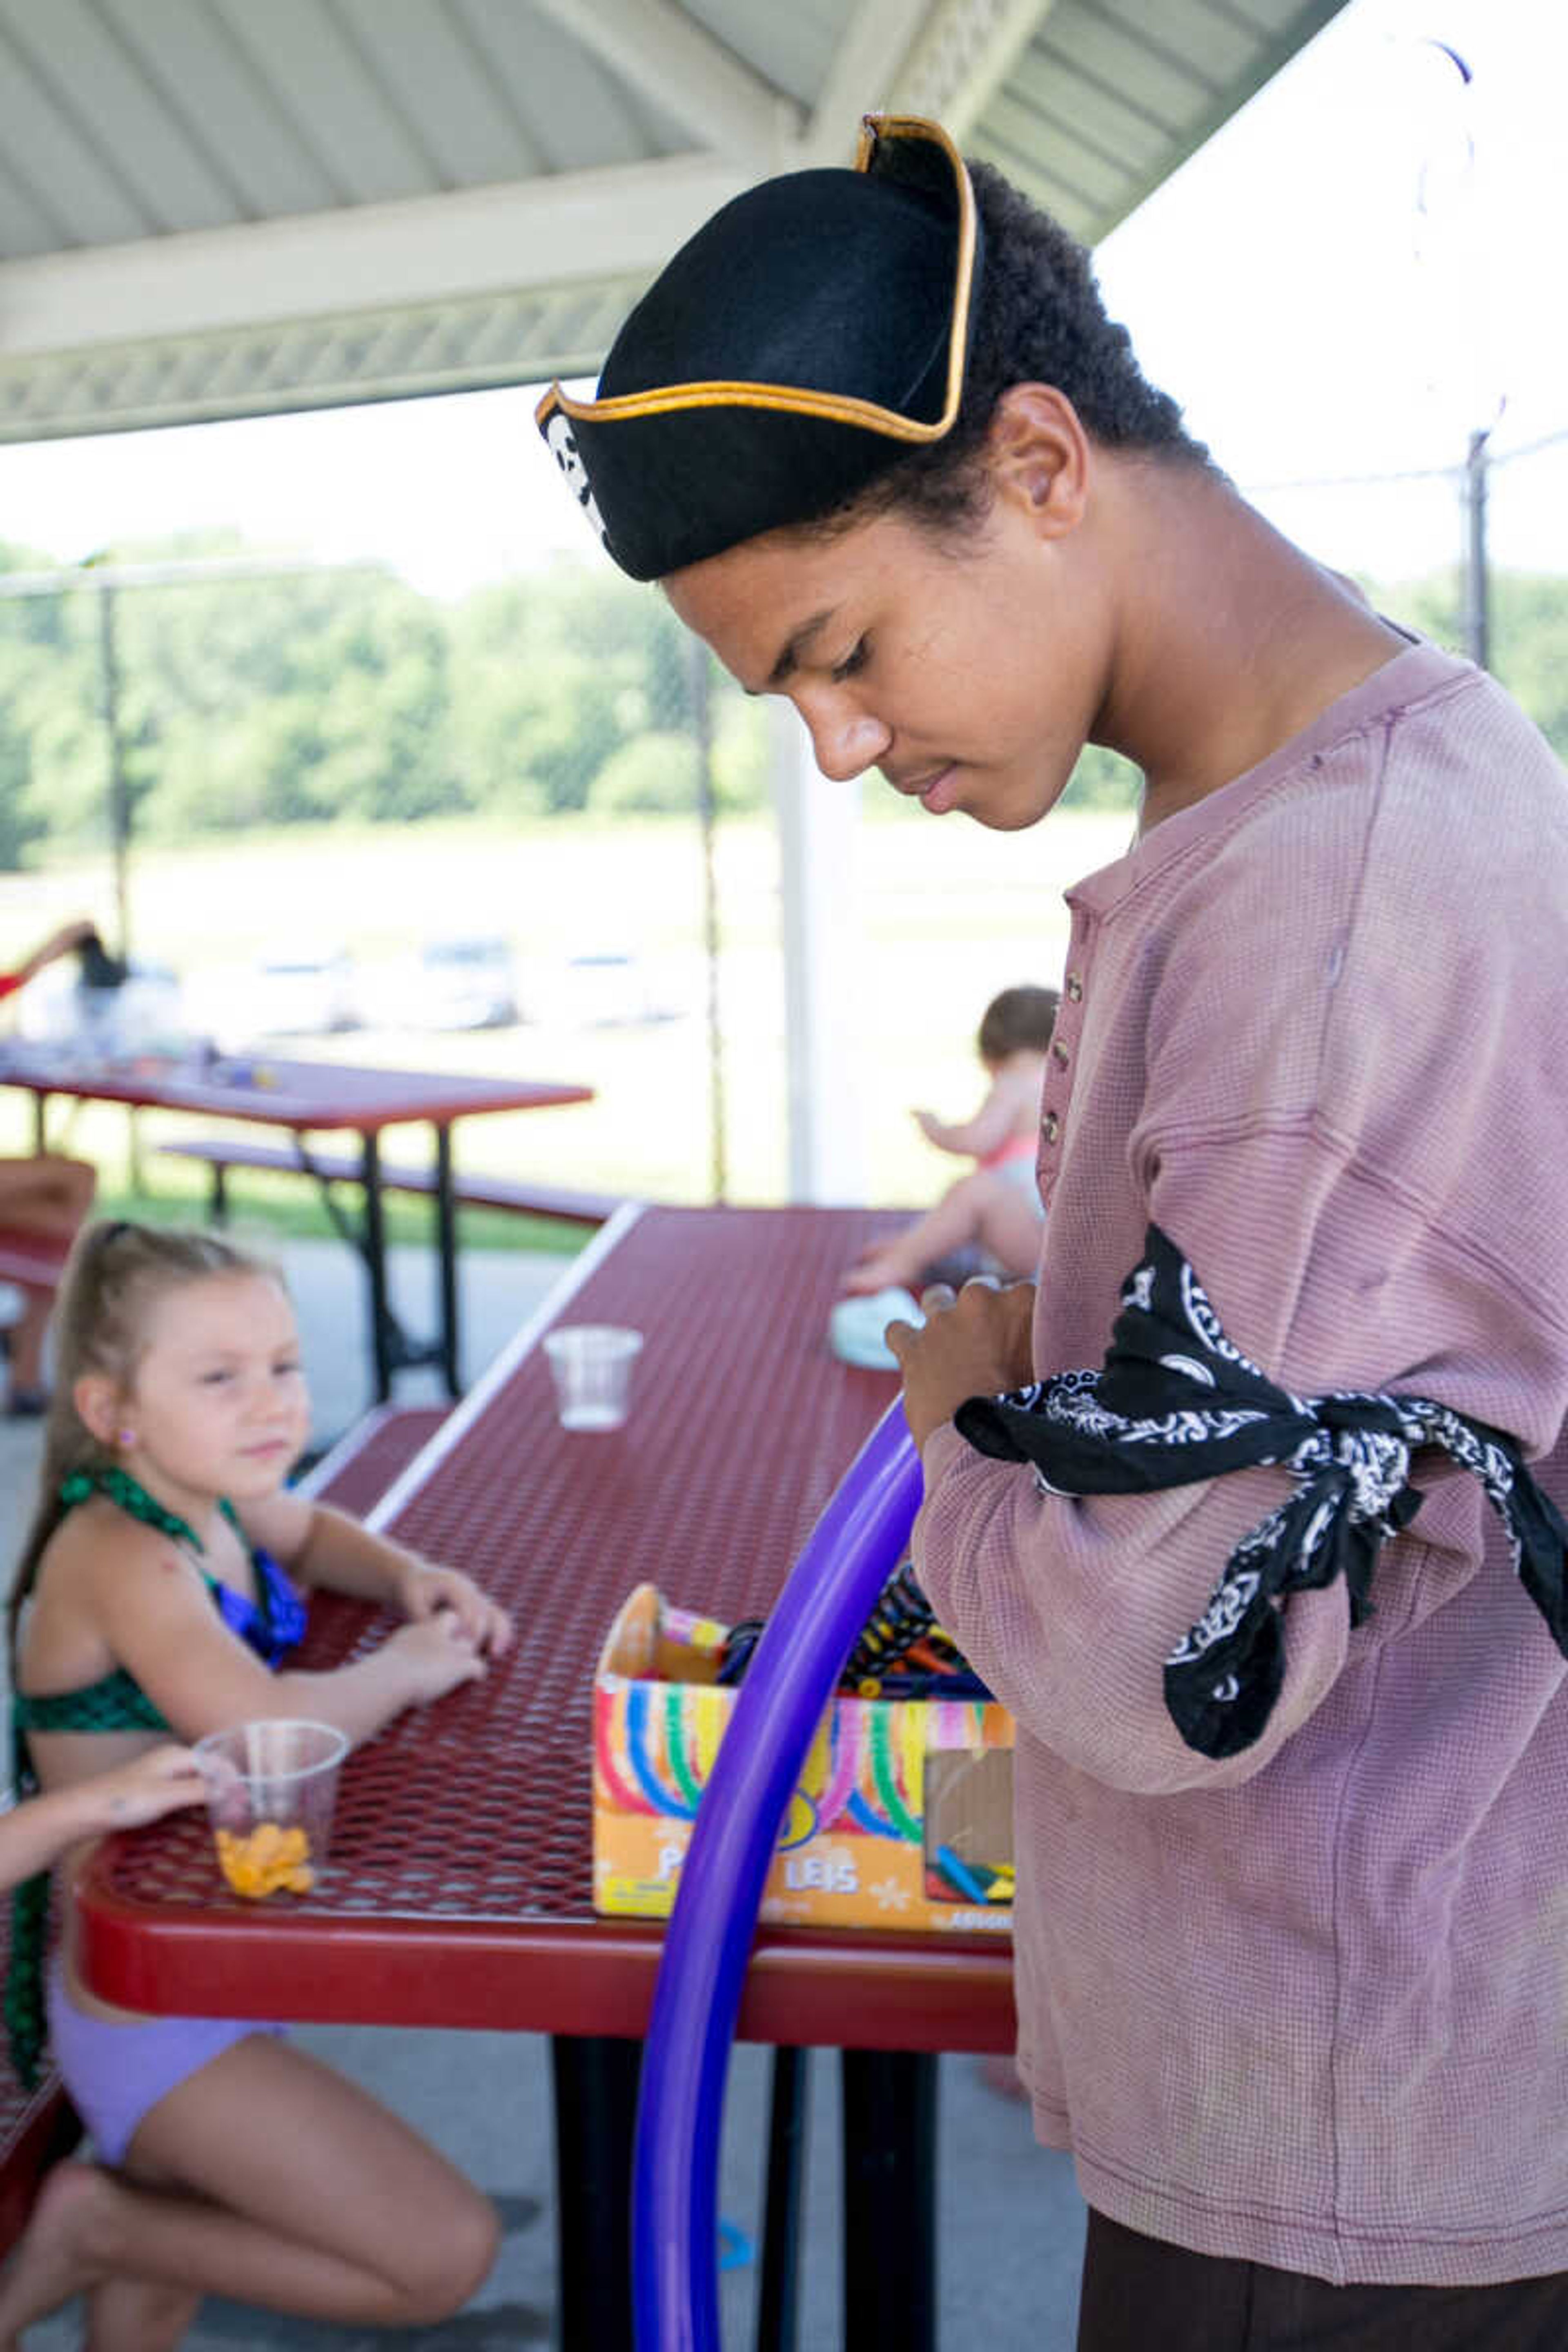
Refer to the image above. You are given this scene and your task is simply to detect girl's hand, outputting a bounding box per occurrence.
[887,1278,1037,1450]
[397,1561,514,1659]
[96,1745,210,1829]
[383,1611,489,1702]
[911,1107,941,1143]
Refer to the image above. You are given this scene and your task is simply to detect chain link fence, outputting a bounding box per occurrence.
[1246,423,1568,758]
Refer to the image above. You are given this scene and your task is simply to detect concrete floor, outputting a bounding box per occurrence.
[2,1236,1087,2349]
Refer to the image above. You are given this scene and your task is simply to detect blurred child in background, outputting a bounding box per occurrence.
[842,983,1056,1296]
[0,920,100,1416]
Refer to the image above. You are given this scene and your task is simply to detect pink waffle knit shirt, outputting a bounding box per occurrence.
[913,638,1568,2285]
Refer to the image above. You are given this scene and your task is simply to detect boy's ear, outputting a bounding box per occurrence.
[73,1373,121,1447]
[986,383,1089,541]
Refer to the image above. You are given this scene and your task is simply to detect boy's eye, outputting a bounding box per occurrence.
[199,1370,234,1386]
[831,638,869,684]
[274,1360,303,1379]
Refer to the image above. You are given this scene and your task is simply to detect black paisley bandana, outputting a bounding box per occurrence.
[954,1225,1568,1760]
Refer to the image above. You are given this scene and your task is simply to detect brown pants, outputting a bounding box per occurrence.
[1078,2210,1568,2352]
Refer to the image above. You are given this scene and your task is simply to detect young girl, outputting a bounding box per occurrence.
[842,983,1057,1296]
[0,1218,510,2349]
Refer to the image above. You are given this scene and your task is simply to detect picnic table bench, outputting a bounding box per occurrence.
[0,2020,80,2263]
[2,1047,597,1407]
[156,1137,624,1233]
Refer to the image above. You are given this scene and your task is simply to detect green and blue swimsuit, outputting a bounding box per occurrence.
[6,1468,307,2084]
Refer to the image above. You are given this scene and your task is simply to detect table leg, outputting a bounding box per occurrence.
[359,1130,393,1405]
[757,2044,811,2352]
[433,1122,461,1398]
[550,2033,641,2351]
[840,2049,938,2350]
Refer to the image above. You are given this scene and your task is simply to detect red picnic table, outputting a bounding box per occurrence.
[75,1203,1017,2348]
[0,1043,592,1404]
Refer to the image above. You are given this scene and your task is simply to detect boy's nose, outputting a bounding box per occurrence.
[795,693,891,783]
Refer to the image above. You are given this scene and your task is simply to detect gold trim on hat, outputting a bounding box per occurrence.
[533,116,976,448]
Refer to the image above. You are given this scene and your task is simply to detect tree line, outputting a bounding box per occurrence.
[2,531,1563,869]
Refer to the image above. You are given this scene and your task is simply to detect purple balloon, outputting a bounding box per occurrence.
[632,1401,924,2349]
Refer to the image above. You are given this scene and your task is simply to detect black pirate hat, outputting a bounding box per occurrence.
[535,115,980,581]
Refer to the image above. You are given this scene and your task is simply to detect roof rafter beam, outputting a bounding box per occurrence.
[800,0,934,165]
[0,277,652,441]
[0,151,750,360]
[892,0,1059,140]
[527,0,803,165]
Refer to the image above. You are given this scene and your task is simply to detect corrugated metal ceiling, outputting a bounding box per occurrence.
[0,0,1350,439]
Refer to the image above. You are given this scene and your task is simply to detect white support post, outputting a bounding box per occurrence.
[770,703,867,1205]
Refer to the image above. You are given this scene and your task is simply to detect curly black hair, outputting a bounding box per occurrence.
[790,156,1210,543]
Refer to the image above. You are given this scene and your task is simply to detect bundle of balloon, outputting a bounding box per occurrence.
[592,1581,1016,1935]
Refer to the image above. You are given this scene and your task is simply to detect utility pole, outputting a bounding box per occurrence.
[1461,427,1490,670]
[688,637,727,1203]
[92,572,133,959]
[91,563,142,1185]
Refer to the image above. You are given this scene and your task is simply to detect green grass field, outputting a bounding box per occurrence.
[0,795,1131,1242]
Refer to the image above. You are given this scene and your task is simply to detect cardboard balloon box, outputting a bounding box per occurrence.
[592,1583,1014,1936]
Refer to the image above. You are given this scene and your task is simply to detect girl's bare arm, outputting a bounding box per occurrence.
[241,1494,512,1657]
[0,1748,208,1889]
[90,1521,488,1746]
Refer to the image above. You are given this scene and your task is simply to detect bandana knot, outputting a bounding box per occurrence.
[956,1225,1568,1759]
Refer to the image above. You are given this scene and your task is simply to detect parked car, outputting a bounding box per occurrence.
[243,946,359,1037]
[416,936,519,1030]
[562,949,657,1027]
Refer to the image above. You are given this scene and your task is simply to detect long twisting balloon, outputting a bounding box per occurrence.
[631,1401,924,2349]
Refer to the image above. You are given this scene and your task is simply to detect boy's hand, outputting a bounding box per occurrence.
[886,1278,1036,1450]
[100,1745,210,1828]
[911,1108,941,1144]
[397,1560,514,1659]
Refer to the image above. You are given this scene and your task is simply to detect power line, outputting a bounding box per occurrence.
[1491,427,1568,470]
[1244,425,1568,501]
[1244,460,1460,496]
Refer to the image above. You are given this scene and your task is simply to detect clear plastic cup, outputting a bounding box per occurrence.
[542,1324,644,1430]
[194,1719,348,1899]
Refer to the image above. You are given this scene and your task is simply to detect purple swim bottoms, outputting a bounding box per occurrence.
[47,1962,285,2168]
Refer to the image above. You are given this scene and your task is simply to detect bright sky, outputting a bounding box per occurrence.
[0,0,1559,595]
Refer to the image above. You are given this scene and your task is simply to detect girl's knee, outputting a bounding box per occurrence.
[394,2183,499,2321]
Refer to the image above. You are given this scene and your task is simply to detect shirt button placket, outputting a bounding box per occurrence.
[1039,939,1088,1181]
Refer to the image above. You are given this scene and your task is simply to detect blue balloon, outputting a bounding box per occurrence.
[632,1401,924,2348]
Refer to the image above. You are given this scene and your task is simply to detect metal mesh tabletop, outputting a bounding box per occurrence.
[298,1404,450,1516]
[78,1206,1016,2052]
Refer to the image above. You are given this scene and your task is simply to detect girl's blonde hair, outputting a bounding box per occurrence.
[9,1219,284,1649]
